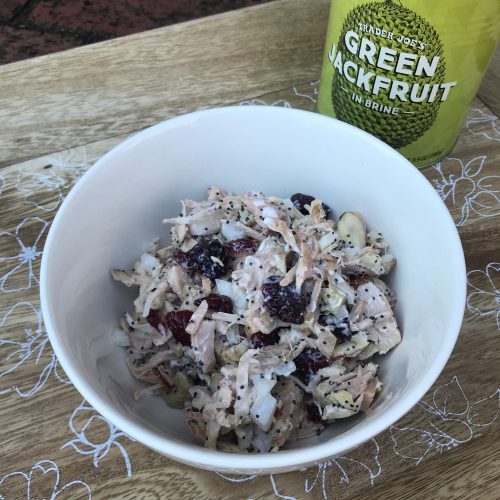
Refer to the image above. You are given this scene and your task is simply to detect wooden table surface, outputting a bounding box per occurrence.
[0,1,499,498]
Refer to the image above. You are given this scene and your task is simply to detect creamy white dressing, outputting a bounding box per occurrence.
[111,187,401,452]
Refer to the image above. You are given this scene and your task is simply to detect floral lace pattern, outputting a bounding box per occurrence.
[0,301,70,397]
[0,460,91,499]
[467,262,500,330]
[0,86,498,498]
[62,400,134,477]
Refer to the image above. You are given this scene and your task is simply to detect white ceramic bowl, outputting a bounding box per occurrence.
[40,106,466,474]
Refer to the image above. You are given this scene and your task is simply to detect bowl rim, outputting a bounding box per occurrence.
[40,105,466,473]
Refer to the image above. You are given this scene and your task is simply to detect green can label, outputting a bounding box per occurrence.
[318,0,500,167]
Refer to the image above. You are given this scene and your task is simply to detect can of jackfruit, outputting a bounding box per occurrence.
[317,0,500,167]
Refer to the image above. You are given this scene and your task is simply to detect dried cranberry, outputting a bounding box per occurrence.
[334,325,351,343]
[146,309,169,334]
[146,309,162,329]
[250,328,281,348]
[306,401,324,425]
[225,238,258,257]
[176,238,227,278]
[348,273,370,286]
[319,314,352,343]
[262,276,305,324]
[165,310,193,346]
[195,293,233,313]
[291,193,331,218]
[294,349,329,382]
[171,250,195,269]
[171,250,184,263]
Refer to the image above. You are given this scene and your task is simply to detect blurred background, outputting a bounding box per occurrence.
[0,0,274,64]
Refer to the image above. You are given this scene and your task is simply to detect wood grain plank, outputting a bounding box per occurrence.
[369,425,500,500]
[0,0,329,168]
[0,83,499,500]
[0,0,498,172]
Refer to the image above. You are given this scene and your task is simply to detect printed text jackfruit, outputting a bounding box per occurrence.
[328,31,457,103]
